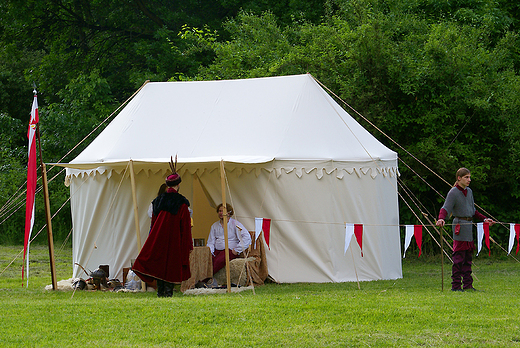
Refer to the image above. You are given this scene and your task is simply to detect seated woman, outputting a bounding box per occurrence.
[206,203,251,279]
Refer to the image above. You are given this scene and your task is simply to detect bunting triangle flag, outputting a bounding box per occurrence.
[403,225,414,258]
[476,222,484,256]
[414,225,422,257]
[515,224,520,254]
[263,218,271,249]
[508,224,516,255]
[344,223,354,254]
[403,225,422,258]
[344,223,363,257]
[354,224,363,257]
[476,222,491,256]
[254,217,271,249]
[483,221,490,256]
[254,218,262,248]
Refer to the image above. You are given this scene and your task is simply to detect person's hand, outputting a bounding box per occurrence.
[231,249,238,256]
[484,218,495,226]
[436,219,445,227]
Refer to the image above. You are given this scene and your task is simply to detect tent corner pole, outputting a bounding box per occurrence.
[42,162,58,290]
[220,160,231,293]
[129,160,142,250]
[129,160,145,291]
[36,125,57,290]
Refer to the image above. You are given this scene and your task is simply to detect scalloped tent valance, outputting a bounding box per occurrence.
[63,160,399,186]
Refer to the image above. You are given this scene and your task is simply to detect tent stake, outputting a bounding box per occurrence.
[220,160,231,293]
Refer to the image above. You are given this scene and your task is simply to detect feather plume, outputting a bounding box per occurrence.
[169,155,178,174]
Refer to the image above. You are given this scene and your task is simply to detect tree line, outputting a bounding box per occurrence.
[1,0,519,254]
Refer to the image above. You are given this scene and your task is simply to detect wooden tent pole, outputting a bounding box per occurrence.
[220,160,231,293]
[36,125,57,290]
[129,160,142,251]
[129,160,145,291]
[41,163,57,290]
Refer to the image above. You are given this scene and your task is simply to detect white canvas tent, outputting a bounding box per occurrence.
[59,74,402,283]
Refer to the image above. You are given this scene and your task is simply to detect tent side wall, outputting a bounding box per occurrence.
[70,160,401,283]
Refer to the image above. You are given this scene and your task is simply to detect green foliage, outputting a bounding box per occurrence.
[0,113,26,244]
[194,12,293,79]
[1,0,520,252]
[42,70,115,162]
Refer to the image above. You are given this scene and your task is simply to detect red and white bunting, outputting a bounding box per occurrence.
[477,222,491,256]
[254,217,271,249]
[345,223,363,257]
[403,225,422,258]
[508,223,520,255]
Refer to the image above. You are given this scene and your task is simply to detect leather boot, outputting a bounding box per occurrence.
[164,281,174,297]
[157,279,165,297]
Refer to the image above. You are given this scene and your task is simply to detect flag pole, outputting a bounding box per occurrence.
[220,160,231,293]
[23,89,39,286]
[36,125,57,290]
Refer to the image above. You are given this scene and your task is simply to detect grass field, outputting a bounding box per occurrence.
[1,245,520,347]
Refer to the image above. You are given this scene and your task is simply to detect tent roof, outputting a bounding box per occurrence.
[62,74,396,169]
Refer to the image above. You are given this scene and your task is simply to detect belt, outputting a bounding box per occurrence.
[455,216,472,221]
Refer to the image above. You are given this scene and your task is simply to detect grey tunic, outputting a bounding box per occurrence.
[440,186,477,241]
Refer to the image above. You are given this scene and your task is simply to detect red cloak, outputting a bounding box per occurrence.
[133,193,193,283]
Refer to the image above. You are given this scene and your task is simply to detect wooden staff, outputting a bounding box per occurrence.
[36,125,57,290]
[220,160,231,293]
[439,222,444,291]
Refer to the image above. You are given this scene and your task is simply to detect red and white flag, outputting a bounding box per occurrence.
[254,217,271,249]
[403,225,422,258]
[476,222,491,256]
[344,223,363,257]
[508,224,520,255]
[23,90,39,281]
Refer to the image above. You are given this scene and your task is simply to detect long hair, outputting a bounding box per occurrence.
[156,183,167,197]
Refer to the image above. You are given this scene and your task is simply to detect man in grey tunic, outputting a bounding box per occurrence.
[436,168,495,291]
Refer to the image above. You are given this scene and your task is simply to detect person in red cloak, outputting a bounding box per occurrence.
[132,168,193,297]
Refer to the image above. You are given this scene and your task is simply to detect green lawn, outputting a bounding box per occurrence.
[1,245,519,347]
